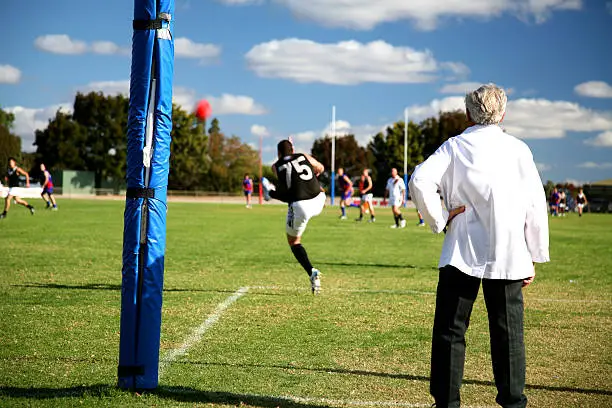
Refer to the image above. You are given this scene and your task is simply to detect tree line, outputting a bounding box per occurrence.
[1,92,560,195]
[1,92,260,192]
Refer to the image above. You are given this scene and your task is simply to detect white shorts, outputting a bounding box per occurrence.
[577,203,584,209]
[360,193,373,205]
[7,187,18,197]
[390,196,403,208]
[286,192,326,237]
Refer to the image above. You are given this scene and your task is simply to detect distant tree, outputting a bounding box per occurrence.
[311,134,370,189]
[0,108,21,168]
[202,118,259,192]
[168,106,210,190]
[420,110,469,159]
[0,108,15,130]
[34,110,87,171]
[72,92,129,187]
[367,121,423,196]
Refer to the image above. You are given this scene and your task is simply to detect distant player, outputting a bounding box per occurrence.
[243,173,253,209]
[576,188,588,217]
[268,140,326,294]
[550,188,559,216]
[356,168,376,222]
[1,157,35,219]
[558,189,566,217]
[337,168,353,219]
[384,168,406,228]
[417,210,425,227]
[40,163,58,210]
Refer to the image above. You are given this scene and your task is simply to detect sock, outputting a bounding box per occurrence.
[27,205,33,209]
[291,244,314,275]
[371,214,375,220]
[358,211,363,220]
[341,206,346,216]
[398,213,404,221]
[394,214,399,226]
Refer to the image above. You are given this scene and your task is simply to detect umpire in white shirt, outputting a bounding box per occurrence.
[409,84,549,408]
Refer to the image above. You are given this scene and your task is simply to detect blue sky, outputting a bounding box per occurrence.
[1,0,611,183]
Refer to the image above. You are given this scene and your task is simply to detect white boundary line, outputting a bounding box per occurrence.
[249,285,612,304]
[159,286,249,377]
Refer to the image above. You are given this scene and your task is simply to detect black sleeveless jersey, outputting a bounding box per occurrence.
[7,167,20,187]
[273,153,321,202]
[577,194,586,204]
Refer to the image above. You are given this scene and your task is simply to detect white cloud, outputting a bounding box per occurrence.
[271,0,582,30]
[405,96,466,122]
[585,130,612,147]
[0,64,21,84]
[77,80,267,116]
[174,37,221,62]
[536,162,551,172]
[440,82,515,95]
[79,80,130,96]
[404,95,612,140]
[206,94,267,115]
[246,39,468,85]
[503,99,612,139]
[289,119,388,153]
[439,82,483,94]
[251,124,270,137]
[91,41,129,55]
[35,35,88,54]
[577,162,612,169]
[217,0,262,4]
[35,35,216,60]
[574,81,612,98]
[4,104,73,152]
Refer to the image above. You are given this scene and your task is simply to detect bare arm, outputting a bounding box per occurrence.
[271,164,277,177]
[304,153,324,176]
[343,175,353,188]
[42,172,49,188]
[17,167,30,187]
[362,176,372,194]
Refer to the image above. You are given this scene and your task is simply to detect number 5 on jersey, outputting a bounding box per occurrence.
[278,156,314,189]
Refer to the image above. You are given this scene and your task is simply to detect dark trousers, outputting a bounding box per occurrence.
[430,265,527,408]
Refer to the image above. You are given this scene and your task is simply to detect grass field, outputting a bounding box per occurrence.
[0,199,611,407]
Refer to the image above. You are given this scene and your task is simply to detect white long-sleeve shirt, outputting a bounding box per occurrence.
[409,124,550,280]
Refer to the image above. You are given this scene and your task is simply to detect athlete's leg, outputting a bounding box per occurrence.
[49,194,57,207]
[14,196,30,208]
[4,195,12,212]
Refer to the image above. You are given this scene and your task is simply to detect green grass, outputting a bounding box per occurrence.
[0,199,611,407]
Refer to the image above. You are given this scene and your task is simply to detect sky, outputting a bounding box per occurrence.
[1,0,611,184]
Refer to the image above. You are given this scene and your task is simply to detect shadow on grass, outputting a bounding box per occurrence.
[175,360,612,397]
[0,385,330,407]
[318,261,438,270]
[10,283,267,295]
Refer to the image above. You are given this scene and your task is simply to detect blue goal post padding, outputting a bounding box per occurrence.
[118,0,174,390]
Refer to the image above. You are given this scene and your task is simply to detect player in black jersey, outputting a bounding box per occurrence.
[265,140,326,294]
[1,157,35,219]
[576,188,588,217]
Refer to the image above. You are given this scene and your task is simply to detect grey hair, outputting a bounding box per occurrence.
[465,84,507,125]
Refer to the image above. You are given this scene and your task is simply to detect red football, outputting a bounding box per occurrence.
[194,99,212,121]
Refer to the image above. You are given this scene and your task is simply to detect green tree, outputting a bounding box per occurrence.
[367,121,423,195]
[34,110,87,171]
[0,108,21,167]
[168,106,210,190]
[72,92,129,187]
[311,134,370,189]
[420,110,469,159]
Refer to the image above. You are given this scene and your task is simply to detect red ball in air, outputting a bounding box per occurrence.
[194,99,212,121]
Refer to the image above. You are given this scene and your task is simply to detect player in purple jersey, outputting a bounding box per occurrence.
[40,163,58,210]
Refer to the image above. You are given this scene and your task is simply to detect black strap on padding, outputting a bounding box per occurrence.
[118,365,145,377]
[133,12,171,30]
[126,187,155,199]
